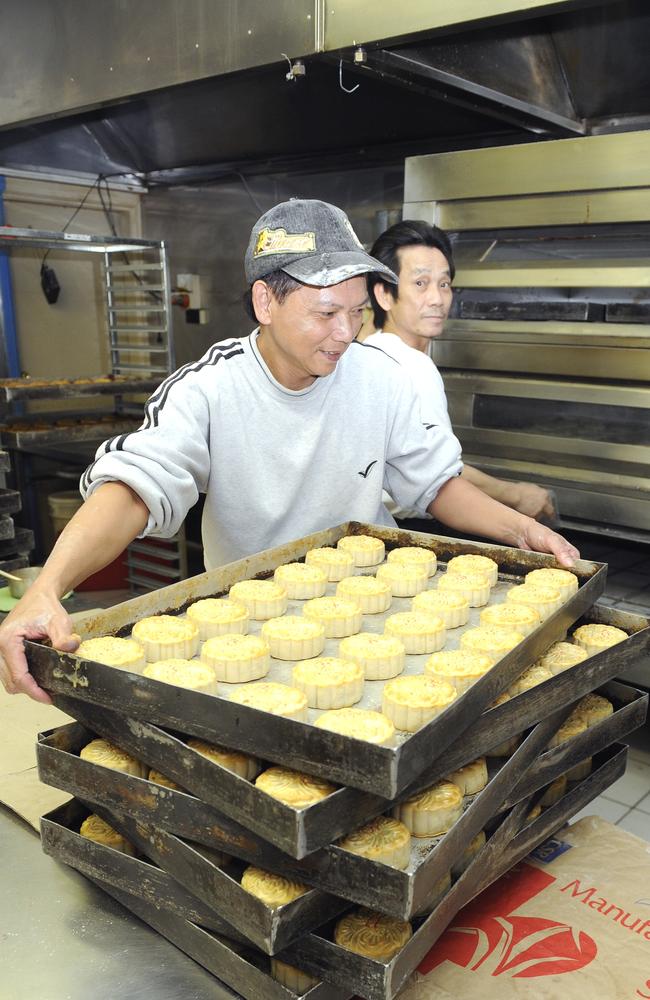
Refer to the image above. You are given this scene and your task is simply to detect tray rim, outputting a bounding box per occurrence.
[27,521,611,799]
[42,597,650,861]
[36,682,646,921]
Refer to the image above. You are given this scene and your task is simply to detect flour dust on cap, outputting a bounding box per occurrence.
[244,199,398,288]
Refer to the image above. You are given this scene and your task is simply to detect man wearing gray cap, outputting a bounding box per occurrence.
[0,199,578,704]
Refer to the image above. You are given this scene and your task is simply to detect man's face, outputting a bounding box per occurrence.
[255,275,368,390]
[378,245,453,347]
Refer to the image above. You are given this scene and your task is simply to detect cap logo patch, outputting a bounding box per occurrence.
[254,227,316,258]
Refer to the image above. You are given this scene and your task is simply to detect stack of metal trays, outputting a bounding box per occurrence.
[32,522,650,1000]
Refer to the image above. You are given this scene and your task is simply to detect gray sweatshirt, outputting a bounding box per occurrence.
[81,331,462,569]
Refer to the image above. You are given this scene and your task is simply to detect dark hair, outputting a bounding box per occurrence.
[242,269,304,321]
[367,220,455,328]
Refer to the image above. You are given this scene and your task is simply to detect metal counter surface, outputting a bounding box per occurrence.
[0,804,239,1000]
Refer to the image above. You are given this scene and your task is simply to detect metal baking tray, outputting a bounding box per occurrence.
[0,374,160,403]
[38,682,645,922]
[40,799,246,942]
[46,747,627,1000]
[41,798,345,956]
[47,598,649,860]
[41,815,351,1000]
[280,745,628,1000]
[0,413,141,447]
[88,876,352,1000]
[27,522,611,799]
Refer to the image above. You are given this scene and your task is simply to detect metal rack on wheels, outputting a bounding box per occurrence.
[0,226,185,591]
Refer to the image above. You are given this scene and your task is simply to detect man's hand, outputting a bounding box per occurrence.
[510,482,557,521]
[429,477,579,567]
[515,517,580,568]
[461,467,557,522]
[0,589,80,704]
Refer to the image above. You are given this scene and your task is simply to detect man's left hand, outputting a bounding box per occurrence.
[511,482,557,521]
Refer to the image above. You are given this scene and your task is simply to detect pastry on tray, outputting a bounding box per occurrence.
[392,779,463,837]
[228,681,308,722]
[80,738,148,779]
[505,583,562,621]
[75,635,145,671]
[337,815,411,870]
[376,561,428,597]
[143,657,218,691]
[534,641,588,673]
[187,738,261,780]
[508,663,554,696]
[525,567,579,601]
[148,768,184,791]
[382,675,457,732]
[336,534,385,567]
[437,570,491,607]
[305,546,355,581]
[460,625,524,662]
[228,579,288,620]
[255,765,336,807]
[383,611,446,654]
[446,553,498,586]
[334,908,412,961]
[260,615,325,660]
[270,960,318,995]
[479,602,541,636]
[79,814,136,856]
[200,633,271,682]
[292,656,364,709]
[446,757,489,796]
[338,632,406,680]
[572,623,628,657]
[424,649,494,693]
[313,707,395,745]
[386,545,437,577]
[131,614,199,661]
[411,589,469,628]
[302,596,363,637]
[186,598,249,640]
[240,866,309,908]
[336,575,392,614]
[273,562,328,599]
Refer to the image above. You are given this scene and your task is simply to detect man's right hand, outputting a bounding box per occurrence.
[0,588,80,704]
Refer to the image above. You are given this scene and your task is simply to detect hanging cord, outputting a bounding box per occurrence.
[40,175,101,271]
[339,59,359,94]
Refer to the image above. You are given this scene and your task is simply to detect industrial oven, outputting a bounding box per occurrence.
[404,130,650,542]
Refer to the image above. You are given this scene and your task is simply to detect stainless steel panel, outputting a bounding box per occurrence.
[0,808,235,1000]
[428,189,650,230]
[457,427,650,475]
[436,341,650,379]
[455,258,650,287]
[405,130,650,202]
[0,0,316,128]
[442,319,650,348]
[323,0,584,49]
[440,371,650,407]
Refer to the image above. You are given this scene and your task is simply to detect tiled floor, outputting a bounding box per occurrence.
[563,529,650,841]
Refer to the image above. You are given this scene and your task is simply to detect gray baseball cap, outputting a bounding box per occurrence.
[244,199,398,287]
